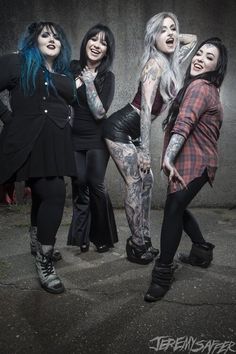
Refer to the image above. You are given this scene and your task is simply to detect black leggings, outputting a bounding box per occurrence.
[160,170,209,264]
[28,177,66,245]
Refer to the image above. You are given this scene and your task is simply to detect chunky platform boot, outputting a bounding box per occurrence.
[35,244,65,294]
[144,237,159,257]
[29,226,62,262]
[126,237,153,265]
[144,260,175,302]
[178,242,215,268]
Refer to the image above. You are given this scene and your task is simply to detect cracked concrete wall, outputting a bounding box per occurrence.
[0,0,235,207]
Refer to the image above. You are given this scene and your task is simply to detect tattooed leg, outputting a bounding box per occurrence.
[106,139,144,246]
[141,169,154,239]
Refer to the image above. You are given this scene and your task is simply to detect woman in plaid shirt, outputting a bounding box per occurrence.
[145,37,228,301]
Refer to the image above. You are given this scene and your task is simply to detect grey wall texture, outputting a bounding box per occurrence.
[0,0,236,208]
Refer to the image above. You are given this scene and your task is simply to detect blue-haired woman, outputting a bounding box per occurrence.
[0,21,76,294]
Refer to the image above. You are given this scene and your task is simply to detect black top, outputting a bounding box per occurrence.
[70,60,115,151]
[0,53,76,183]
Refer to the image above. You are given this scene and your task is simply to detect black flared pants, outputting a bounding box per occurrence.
[67,149,118,247]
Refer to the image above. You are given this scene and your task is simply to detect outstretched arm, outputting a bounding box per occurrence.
[80,66,106,120]
[163,133,187,188]
[179,33,197,63]
[139,58,161,173]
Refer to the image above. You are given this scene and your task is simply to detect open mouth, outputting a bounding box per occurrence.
[193,63,203,70]
[166,38,174,45]
[47,45,56,50]
[90,48,100,55]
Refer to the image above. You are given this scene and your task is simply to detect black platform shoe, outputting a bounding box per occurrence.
[126,237,153,265]
[144,237,159,257]
[144,260,175,302]
[80,243,90,253]
[96,245,110,253]
[178,242,215,268]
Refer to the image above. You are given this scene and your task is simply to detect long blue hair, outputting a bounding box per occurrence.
[18,21,72,95]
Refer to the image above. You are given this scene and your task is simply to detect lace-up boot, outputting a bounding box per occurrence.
[35,244,65,294]
[30,226,62,262]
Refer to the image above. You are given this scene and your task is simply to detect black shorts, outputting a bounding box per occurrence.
[103,104,141,144]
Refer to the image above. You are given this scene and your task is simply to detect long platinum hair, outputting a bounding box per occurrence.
[140,12,182,104]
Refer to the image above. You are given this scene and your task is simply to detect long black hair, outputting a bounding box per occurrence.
[18,21,72,95]
[70,23,115,92]
[162,37,228,130]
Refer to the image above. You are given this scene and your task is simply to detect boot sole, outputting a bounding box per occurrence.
[41,283,65,294]
[144,293,163,302]
[127,255,153,265]
[178,256,211,268]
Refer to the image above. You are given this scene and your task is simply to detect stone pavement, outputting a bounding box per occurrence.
[0,205,235,354]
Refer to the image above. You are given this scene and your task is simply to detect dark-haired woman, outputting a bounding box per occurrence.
[0,22,76,294]
[67,24,118,253]
[145,38,228,301]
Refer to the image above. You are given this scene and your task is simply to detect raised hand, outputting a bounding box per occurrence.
[79,66,97,84]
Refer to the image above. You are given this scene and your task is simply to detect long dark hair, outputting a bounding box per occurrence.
[71,23,115,92]
[18,21,72,95]
[162,37,228,130]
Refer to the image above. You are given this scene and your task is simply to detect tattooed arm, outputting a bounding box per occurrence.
[179,33,197,64]
[163,133,187,188]
[139,58,161,173]
[79,66,106,120]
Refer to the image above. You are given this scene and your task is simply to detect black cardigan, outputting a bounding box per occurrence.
[0,53,74,183]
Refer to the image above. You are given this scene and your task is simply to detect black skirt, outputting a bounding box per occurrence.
[15,118,76,181]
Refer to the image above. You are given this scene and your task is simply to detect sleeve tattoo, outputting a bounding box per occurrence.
[165,133,185,163]
[85,81,106,120]
[178,34,197,64]
[140,61,160,154]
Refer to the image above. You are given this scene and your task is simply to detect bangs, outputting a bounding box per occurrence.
[38,22,61,39]
[87,27,101,40]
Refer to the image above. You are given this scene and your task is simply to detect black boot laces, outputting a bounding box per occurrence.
[41,257,54,276]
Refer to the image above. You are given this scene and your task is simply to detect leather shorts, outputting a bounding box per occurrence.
[103,104,141,144]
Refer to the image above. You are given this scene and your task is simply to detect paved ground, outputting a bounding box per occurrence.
[0,205,235,354]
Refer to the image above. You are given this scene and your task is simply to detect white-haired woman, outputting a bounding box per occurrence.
[103,12,197,264]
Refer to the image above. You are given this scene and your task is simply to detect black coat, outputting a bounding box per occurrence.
[0,53,75,183]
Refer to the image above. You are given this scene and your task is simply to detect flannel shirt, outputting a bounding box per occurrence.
[163,79,223,194]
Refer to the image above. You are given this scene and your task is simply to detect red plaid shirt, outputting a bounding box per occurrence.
[163,79,223,194]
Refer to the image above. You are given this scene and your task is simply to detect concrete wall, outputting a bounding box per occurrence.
[0,0,236,207]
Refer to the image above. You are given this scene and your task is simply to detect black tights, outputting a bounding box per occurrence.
[28,177,66,245]
[160,170,209,264]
